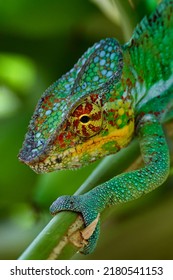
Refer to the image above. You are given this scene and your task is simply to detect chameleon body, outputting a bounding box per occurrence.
[19,0,173,254]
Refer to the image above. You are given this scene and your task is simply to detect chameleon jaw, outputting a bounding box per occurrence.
[27,119,134,174]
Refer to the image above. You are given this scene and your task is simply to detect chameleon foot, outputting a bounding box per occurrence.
[49,194,100,254]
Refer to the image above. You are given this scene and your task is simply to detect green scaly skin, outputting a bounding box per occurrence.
[19,0,173,254]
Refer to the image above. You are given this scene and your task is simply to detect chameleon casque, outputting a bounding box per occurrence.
[19,0,173,254]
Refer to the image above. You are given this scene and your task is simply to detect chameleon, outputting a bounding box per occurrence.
[19,0,173,255]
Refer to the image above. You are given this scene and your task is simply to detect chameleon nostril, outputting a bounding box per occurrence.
[56,157,62,164]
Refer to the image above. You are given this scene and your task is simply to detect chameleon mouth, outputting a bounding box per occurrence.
[18,152,45,174]
[18,142,49,173]
[18,130,51,169]
[18,145,42,164]
[18,146,68,173]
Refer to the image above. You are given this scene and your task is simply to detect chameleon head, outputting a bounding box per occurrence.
[18,38,134,173]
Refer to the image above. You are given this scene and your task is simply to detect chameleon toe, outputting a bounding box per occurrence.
[50,194,101,254]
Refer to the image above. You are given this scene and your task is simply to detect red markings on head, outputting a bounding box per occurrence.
[58,133,64,142]
[84,103,93,114]
[82,125,90,137]
[72,104,83,117]
[88,124,100,132]
[91,111,101,121]
[73,119,80,128]
[90,94,99,103]
[66,131,72,139]
[72,102,93,118]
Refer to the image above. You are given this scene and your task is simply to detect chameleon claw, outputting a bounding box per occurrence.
[50,195,100,254]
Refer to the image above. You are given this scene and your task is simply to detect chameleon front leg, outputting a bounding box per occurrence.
[50,114,170,254]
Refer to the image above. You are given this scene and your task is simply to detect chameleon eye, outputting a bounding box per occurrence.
[70,101,102,137]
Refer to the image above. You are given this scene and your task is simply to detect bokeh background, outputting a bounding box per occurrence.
[0,0,173,260]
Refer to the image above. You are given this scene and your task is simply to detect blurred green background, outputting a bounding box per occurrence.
[0,0,173,260]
